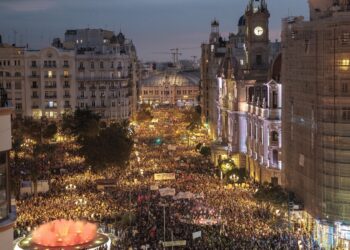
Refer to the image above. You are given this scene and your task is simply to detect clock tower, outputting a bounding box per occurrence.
[244,0,270,81]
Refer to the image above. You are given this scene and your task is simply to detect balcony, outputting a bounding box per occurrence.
[76,76,127,81]
[29,75,40,79]
[31,105,39,109]
[31,95,39,99]
[63,94,70,98]
[64,104,71,109]
[44,85,57,89]
[90,86,96,90]
[77,96,87,100]
[259,108,281,120]
[31,85,39,89]
[45,95,57,99]
[61,75,71,79]
[44,75,56,79]
[78,86,86,90]
[78,67,85,71]
[99,86,106,90]
[63,64,69,68]
[45,106,57,109]
[63,84,70,88]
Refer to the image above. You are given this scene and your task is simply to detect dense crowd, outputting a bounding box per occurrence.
[14,108,320,249]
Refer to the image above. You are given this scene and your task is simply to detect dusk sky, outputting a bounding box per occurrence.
[0,0,309,61]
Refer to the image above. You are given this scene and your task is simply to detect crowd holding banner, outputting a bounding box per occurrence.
[14,108,320,249]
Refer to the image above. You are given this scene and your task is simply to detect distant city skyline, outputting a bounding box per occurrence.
[0,0,308,61]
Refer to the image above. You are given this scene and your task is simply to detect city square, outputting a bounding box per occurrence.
[1,0,350,249]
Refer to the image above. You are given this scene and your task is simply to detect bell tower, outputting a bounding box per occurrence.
[244,0,270,80]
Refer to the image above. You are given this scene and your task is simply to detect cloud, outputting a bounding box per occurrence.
[0,0,56,12]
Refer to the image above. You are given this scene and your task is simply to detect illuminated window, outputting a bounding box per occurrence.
[340,59,350,71]
[64,70,69,77]
[48,71,53,78]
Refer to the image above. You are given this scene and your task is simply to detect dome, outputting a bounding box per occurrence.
[238,15,246,26]
[142,71,199,87]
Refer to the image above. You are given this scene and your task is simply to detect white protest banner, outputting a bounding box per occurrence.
[162,240,186,247]
[192,231,202,239]
[150,185,159,191]
[159,188,176,197]
[154,173,176,181]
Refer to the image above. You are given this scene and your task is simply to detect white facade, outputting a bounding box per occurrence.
[25,47,76,119]
[246,80,283,185]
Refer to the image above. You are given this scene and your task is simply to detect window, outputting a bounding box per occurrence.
[79,62,84,69]
[111,62,114,68]
[177,90,181,95]
[64,70,69,77]
[5,82,11,89]
[342,82,348,93]
[271,131,279,144]
[272,91,278,108]
[342,107,350,120]
[15,81,21,89]
[31,61,37,67]
[15,103,22,110]
[90,62,94,69]
[112,102,115,107]
[92,101,95,107]
[256,55,262,65]
[63,60,69,67]
[0,152,6,164]
[272,150,279,165]
[48,71,53,78]
[100,62,104,69]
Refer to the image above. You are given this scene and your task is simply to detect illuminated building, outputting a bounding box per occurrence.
[140,70,200,107]
[282,0,350,248]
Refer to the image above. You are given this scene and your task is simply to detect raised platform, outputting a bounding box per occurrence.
[15,233,111,250]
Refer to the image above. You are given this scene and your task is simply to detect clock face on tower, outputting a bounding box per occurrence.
[254,26,264,36]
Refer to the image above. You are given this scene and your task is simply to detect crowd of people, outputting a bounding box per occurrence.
[14,108,320,249]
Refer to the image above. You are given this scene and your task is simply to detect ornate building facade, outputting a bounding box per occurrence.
[0,28,140,121]
[140,70,199,107]
[201,0,283,185]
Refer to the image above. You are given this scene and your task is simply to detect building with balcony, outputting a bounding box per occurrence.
[0,28,140,122]
[246,80,282,185]
[25,47,76,119]
[282,1,350,248]
[204,1,283,186]
[0,87,15,250]
[62,29,139,121]
[0,43,25,118]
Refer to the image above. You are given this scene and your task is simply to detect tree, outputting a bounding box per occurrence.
[81,122,133,171]
[62,109,100,140]
[42,123,57,140]
[199,146,211,158]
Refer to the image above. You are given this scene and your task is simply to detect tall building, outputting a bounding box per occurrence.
[200,20,227,139]
[201,0,283,185]
[0,28,140,121]
[282,1,350,248]
[0,44,25,118]
[25,47,76,119]
[0,87,15,249]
